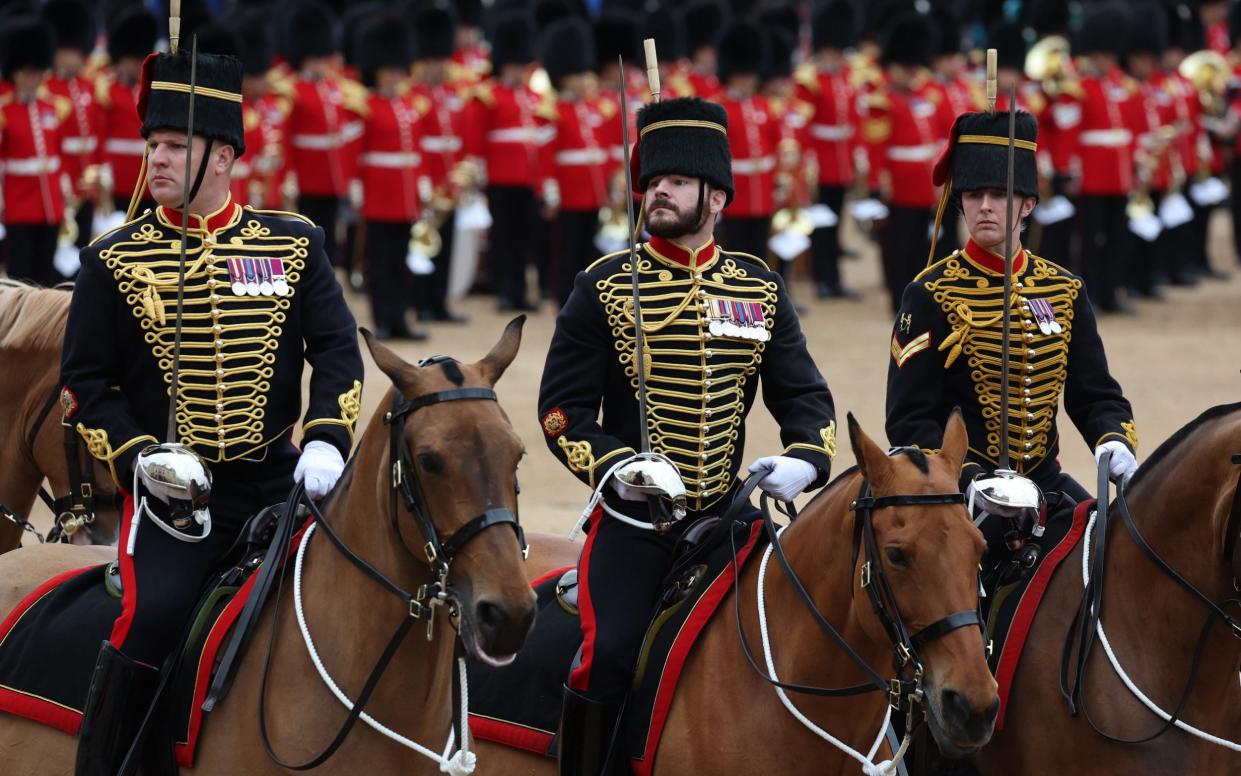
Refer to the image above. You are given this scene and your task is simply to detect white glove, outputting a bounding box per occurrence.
[1094,441,1138,486]
[749,455,818,502]
[348,179,363,210]
[295,440,345,500]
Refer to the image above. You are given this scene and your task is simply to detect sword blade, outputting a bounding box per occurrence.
[166,35,198,443]
[619,56,651,454]
[998,84,1017,470]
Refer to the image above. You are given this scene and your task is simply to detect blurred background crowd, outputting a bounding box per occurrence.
[2,0,1240,339]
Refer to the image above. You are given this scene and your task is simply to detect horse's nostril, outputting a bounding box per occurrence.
[476,599,504,636]
[942,688,971,723]
[982,695,1000,724]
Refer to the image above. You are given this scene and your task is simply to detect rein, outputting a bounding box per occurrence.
[1060,450,1241,746]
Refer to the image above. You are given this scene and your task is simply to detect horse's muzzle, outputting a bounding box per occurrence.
[927,686,1000,757]
[462,592,536,666]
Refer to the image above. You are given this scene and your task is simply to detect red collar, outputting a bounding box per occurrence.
[646,235,717,268]
[961,237,1026,276]
[158,194,240,234]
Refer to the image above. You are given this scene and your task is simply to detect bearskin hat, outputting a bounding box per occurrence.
[413,5,456,61]
[643,5,686,62]
[716,21,767,82]
[490,13,534,69]
[933,110,1040,199]
[1024,0,1071,37]
[764,28,795,81]
[594,10,642,68]
[635,97,733,204]
[929,6,962,58]
[285,1,337,69]
[356,12,414,86]
[341,3,383,70]
[228,10,274,77]
[1077,2,1132,58]
[989,21,1028,73]
[813,0,858,52]
[138,50,246,155]
[457,0,484,28]
[41,0,96,55]
[880,12,936,68]
[192,22,239,58]
[541,17,594,87]
[1126,2,1168,57]
[1,15,53,79]
[106,5,157,62]
[684,0,728,55]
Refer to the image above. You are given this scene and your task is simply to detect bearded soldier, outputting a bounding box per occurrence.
[59,48,363,774]
[538,96,836,775]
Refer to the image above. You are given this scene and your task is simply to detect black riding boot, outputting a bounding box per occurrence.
[557,685,625,776]
[75,641,160,776]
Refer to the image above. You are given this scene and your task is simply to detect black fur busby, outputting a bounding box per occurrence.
[989,21,1027,72]
[490,13,534,69]
[457,0,484,28]
[594,11,641,68]
[716,21,767,82]
[929,7,962,58]
[757,2,800,42]
[534,0,575,27]
[1228,0,1241,47]
[932,110,1040,199]
[229,10,273,76]
[541,17,594,87]
[41,0,96,54]
[356,12,414,86]
[684,0,728,55]
[1126,2,1168,57]
[880,12,936,68]
[1,15,53,79]
[635,97,733,204]
[1077,2,1132,58]
[1023,0,1070,37]
[413,5,456,61]
[285,1,337,69]
[813,0,857,52]
[643,5,686,62]
[192,22,239,58]
[764,28,794,81]
[341,2,383,69]
[138,51,246,156]
[866,0,918,43]
[106,5,157,62]
[1169,1,1203,52]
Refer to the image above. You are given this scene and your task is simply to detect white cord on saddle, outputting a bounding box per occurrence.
[756,525,912,776]
[568,457,657,540]
[1080,511,1241,752]
[294,523,478,775]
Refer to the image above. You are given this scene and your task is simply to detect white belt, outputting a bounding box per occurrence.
[360,151,421,168]
[291,133,342,150]
[105,137,147,156]
[62,136,98,154]
[1079,128,1133,148]
[810,123,853,141]
[421,135,462,153]
[555,148,608,166]
[732,155,776,174]
[487,127,538,143]
[886,144,938,162]
[4,156,61,175]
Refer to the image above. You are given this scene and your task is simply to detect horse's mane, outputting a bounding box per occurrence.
[1129,401,1241,488]
[0,279,72,353]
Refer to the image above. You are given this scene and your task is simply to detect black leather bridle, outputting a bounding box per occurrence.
[731,470,983,729]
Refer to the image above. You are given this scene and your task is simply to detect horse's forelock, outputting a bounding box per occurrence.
[0,281,71,353]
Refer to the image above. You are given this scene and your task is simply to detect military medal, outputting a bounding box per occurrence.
[270,259,290,296]
[257,259,274,296]
[243,258,260,296]
[228,258,246,296]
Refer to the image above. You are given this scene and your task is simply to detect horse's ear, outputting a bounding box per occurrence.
[940,407,969,470]
[360,327,416,389]
[476,315,526,386]
[848,412,892,484]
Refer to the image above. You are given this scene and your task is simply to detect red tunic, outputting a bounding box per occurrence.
[0,93,67,224]
[357,91,425,223]
[1055,67,1138,196]
[545,96,610,211]
[719,92,781,218]
[45,73,99,197]
[862,81,942,208]
[461,81,549,189]
[286,76,361,197]
[96,72,146,201]
[796,64,859,187]
[410,82,465,192]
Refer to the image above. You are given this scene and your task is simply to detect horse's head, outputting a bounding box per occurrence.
[361,317,536,667]
[848,410,998,757]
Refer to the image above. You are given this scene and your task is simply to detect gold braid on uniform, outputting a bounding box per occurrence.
[98,208,308,462]
[596,247,778,510]
[304,379,363,445]
[923,253,1081,471]
[75,423,159,487]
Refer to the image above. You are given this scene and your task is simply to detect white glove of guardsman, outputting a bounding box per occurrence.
[748,455,818,502]
[295,440,346,500]
[1094,440,1138,487]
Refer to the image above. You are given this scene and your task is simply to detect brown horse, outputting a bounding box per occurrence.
[977,402,1241,775]
[0,318,539,774]
[0,281,121,552]
[477,410,999,775]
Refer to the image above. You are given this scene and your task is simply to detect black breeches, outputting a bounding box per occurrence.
[3,224,59,286]
[555,209,600,308]
[415,208,456,314]
[1077,195,1128,310]
[364,220,414,329]
[298,195,342,267]
[486,185,538,306]
[879,205,932,313]
[810,186,845,287]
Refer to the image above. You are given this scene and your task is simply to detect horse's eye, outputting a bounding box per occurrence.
[417,452,445,475]
[884,547,909,568]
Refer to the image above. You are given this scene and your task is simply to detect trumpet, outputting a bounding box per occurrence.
[1024,35,1074,98]
[1127,125,1179,221]
[408,158,483,261]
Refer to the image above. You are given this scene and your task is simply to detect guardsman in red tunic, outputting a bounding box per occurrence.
[42,0,99,251]
[355,12,427,341]
[682,0,727,100]
[1055,4,1141,313]
[927,6,981,258]
[450,0,491,87]
[864,13,943,312]
[716,22,781,262]
[462,12,546,312]
[0,16,67,286]
[641,4,693,100]
[409,4,469,324]
[227,10,288,210]
[764,26,817,285]
[539,17,610,308]
[97,7,157,215]
[799,0,861,299]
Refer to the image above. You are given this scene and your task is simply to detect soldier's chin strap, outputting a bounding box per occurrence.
[186,138,213,207]
[695,179,706,229]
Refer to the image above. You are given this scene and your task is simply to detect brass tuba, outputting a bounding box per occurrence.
[1178,49,1230,117]
[1024,35,1072,97]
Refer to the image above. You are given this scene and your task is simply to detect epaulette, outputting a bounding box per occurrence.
[534,91,559,123]
[794,62,819,93]
[1025,90,1047,114]
[718,248,771,272]
[768,96,787,116]
[244,104,261,131]
[412,93,432,116]
[598,97,618,120]
[82,52,108,82]
[267,71,296,99]
[241,205,315,226]
[667,72,693,97]
[95,73,114,108]
[912,251,959,283]
[87,209,150,247]
[1061,78,1085,100]
[271,95,293,119]
[1028,252,1073,277]
[1122,75,1139,95]
[864,91,890,111]
[338,78,370,118]
[52,93,73,123]
[0,108,6,132]
[924,85,943,105]
[470,82,495,107]
[795,98,816,122]
[861,115,892,143]
[584,248,631,273]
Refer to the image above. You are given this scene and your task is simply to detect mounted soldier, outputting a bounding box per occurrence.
[58,34,363,775]
[537,95,836,775]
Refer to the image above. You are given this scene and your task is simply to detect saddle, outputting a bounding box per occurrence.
[0,501,306,769]
[467,512,769,775]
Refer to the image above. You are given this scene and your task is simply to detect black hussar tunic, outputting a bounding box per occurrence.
[886,238,1137,495]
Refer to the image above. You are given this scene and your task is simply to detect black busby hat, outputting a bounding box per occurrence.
[341,2,382,69]
[1126,2,1168,57]
[716,21,767,82]
[413,5,456,60]
[356,12,414,86]
[756,2,800,42]
[932,110,1040,199]
[228,10,274,76]
[929,7,962,58]
[813,0,857,52]
[764,28,795,81]
[41,0,96,54]
[643,5,686,62]
[594,10,641,67]
[1168,1,1204,52]
[192,22,239,58]
[989,21,1027,72]
[1,15,53,79]
[286,1,337,69]
[490,12,534,69]
[541,17,594,86]
[137,50,246,156]
[1024,0,1070,37]
[457,0,484,28]
[1077,2,1132,57]
[880,12,937,68]
[684,0,728,55]
[534,0,575,27]
[107,5,157,62]
[634,97,733,205]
